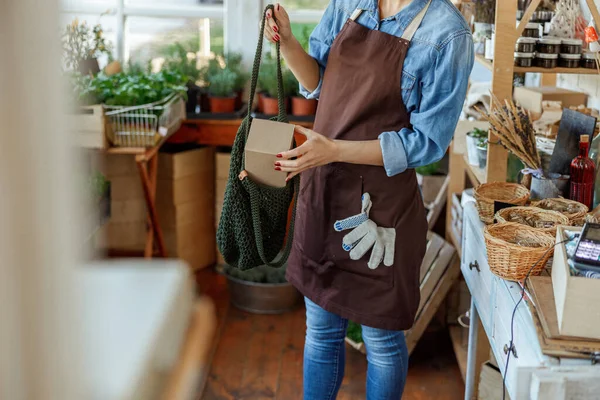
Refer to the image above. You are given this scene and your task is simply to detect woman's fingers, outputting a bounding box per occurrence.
[264,28,276,43]
[294,125,314,139]
[274,3,290,21]
[266,14,280,39]
[278,142,308,160]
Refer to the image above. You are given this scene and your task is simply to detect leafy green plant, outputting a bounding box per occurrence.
[86,170,110,202]
[207,68,237,97]
[468,128,488,139]
[162,42,202,84]
[346,321,363,343]
[415,161,441,176]
[75,69,188,106]
[258,56,280,98]
[223,263,288,284]
[202,52,248,92]
[283,68,299,97]
[62,16,113,71]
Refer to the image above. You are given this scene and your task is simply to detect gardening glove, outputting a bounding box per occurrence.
[333,193,372,232]
[342,220,396,269]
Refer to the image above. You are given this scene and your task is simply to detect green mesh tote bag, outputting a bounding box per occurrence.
[216,4,300,270]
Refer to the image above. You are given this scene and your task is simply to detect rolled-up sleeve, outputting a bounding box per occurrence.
[379,32,474,177]
[299,1,337,99]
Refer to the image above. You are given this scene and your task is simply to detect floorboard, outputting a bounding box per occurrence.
[199,269,464,400]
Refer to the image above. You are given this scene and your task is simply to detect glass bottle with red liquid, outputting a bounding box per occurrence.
[570,134,595,209]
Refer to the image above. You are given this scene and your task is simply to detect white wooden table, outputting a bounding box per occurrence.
[461,202,600,400]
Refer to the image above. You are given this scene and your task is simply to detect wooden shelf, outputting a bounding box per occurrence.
[463,155,486,186]
[476,54,600,75]
[448,229,462,260]
[449,325,468,383]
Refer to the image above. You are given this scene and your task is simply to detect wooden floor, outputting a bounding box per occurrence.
[197,269,464,400]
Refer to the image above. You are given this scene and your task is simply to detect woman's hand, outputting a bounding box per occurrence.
[263,3,293,45]
[275,125,338,181]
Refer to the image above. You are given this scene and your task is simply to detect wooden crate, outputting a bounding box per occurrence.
[67,104,107,149]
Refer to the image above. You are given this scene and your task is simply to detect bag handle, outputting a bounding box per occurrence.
[246,4,287,126]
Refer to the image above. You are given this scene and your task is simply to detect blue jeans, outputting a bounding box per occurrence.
[303,297,408,400]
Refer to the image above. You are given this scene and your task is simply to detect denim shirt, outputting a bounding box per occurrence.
[300,0,474,176]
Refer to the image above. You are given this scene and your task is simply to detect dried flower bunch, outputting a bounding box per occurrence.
[478,95,542,175]
[62,16,113,71]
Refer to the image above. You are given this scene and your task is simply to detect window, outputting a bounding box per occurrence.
[278,0,329,10]
[126,17,224,66]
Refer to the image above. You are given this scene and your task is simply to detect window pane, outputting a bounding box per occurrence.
[126,17,224,67]
[125,0,223,5]
[278,0,329,10]
[61,0,116,8]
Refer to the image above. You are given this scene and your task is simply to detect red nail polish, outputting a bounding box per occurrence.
[275,162,281,166]
[275,35,280,41]
[277,4,280,10]
[276,154,282,158]
[275,167,281,171]
[273,26,278,32]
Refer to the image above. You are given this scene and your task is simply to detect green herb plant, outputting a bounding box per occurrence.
[415,161,441,176]
[283,68,299,98]
[62,16,113,71]
[468,128,488,149]
[162,42,202,84]
[207,68,238,98]
[76,69,188,106]
[346,321,363,343]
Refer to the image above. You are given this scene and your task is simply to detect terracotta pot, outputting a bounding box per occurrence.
[78,57,100,76]
[262,95,280,116]
[291,97,318,116]
[257,91,267,113]
[209,95,237,113]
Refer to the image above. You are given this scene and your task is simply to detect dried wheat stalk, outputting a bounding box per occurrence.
[476,94,542,174]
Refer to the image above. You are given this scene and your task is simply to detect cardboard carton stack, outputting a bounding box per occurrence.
[156,147,216,270]
[215,151,231,265]
[95,153,149,251]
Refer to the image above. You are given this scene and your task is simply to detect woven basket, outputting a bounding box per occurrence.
[474,182,530,224]
[570,213,599,227]
[494,206,570,234]
[531,198,588,222]
[484,222,555,281]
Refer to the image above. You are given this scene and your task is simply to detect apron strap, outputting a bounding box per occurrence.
[350,8,363,21]
[401,0,432,41]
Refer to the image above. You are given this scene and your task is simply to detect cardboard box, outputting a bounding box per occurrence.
[513,87,588,117]
[552,225,600,340]
[163,216,216,270]
[245,119,294,187]
[158,147,215,180]
[216,151,231,180]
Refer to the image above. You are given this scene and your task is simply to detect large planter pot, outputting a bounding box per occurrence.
[225,274,302,314]
[291,96,318,116]
[209,95,236,113]
[78,57,100,76]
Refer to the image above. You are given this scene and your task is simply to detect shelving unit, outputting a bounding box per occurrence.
[447,1,600,398]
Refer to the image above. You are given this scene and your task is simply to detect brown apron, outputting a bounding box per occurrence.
[286,2,431,331]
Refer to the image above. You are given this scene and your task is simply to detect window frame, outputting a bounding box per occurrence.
[60,0,325,65]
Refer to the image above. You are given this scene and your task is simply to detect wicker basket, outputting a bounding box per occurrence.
[484,222,555,281]
[570,213,599,227]
[474,182,530,224]
[530,198,588,223]
[494,206,570,234]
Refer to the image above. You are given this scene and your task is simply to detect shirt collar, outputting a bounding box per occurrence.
[362,0,430,28]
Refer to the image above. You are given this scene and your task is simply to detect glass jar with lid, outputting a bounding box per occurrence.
[537,37,562,54]
[536,53,558,68]
[516,37,537,53]
[561,38,583,54]
[523,23,541,38]
[559,53,581,68]
[582,51,597,69]
[515,52,535,67]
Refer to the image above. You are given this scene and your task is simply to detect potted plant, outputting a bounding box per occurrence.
[163,43,203,113]
[257,53,278,114]
[220,263,301,314]
[224,52,249,109]
[285,68,317,116]
[345,321,366,354]
[62,17,113,75]
[466,128,487,167]
[476,137,488,169]
[415,161,446,206]
[207,68,238,113]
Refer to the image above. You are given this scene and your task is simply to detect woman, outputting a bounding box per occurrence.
[264,0,473,398]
